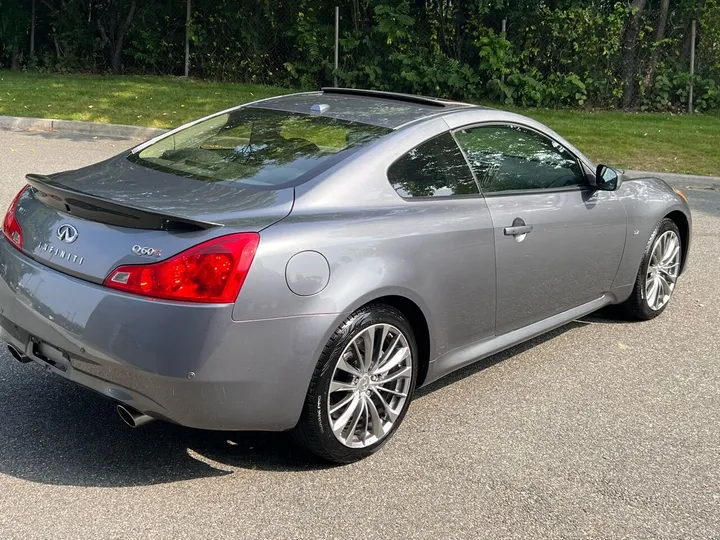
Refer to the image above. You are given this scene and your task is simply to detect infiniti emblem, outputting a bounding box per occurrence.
[56,224,79,244]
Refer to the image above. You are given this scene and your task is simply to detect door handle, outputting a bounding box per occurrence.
[504,224,533,236]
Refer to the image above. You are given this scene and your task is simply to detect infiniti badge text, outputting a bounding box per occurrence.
[38,242,83,265]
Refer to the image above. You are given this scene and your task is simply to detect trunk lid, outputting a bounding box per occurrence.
[15,154,293,284]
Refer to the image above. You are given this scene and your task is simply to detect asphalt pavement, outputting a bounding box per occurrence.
[0,130,719,540]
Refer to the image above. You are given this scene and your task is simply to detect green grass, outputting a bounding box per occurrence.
[0,72,291,128]
[1,71,718,176]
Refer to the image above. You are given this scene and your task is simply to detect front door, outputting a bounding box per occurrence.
[454,123,626,335]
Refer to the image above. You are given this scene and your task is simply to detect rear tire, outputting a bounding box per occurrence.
[618,218,682,320]
[293,304,418,463]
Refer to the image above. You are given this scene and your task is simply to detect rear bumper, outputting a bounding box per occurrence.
[0,237,336,431]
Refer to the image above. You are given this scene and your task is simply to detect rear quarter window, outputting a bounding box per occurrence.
[387,133,479,198]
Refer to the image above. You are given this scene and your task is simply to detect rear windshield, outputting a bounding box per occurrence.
[128,108,391,188]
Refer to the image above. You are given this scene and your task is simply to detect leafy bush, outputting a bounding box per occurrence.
[699,0,720,82]
[1,0,718,111]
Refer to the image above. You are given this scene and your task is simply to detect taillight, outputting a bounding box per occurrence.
[104,233,259,303]
[2,186,27,250]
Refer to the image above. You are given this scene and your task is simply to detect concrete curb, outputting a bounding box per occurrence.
[0,115,167,140]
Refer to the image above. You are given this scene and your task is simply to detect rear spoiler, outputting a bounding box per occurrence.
[25,174,222,232]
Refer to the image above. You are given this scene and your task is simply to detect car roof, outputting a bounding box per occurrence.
[247,88,483,129]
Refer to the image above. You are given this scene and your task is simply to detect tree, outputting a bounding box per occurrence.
[96,0,136,73]
[0,0,30,70]
[644,0,670,87]
[621,0,648,108]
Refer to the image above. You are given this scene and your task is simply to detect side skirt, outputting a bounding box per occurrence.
[422,294,615,386]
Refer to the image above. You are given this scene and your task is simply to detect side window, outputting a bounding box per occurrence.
[388,133,479,198]
[453,125,586,193]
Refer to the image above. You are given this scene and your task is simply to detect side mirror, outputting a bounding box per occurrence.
[594,164,622,191]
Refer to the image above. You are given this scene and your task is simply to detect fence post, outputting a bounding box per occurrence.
[688,18,696,114]
[184,0,191,77]
[30,0,35,55]
[501,18,507,83]
[334,6,340,87]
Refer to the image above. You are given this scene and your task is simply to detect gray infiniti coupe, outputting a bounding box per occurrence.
[0,88,691,463]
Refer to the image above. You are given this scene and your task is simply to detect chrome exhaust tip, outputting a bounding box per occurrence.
[7,344,31,363]
[116,404,154,428]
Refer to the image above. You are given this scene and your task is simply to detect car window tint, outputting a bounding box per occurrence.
[129,108,391,189]
[453,125,586,193]
[388,133,479,198]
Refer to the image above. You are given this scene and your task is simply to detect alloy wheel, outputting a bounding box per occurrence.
[327,323,413,448]
[645,230,681,311]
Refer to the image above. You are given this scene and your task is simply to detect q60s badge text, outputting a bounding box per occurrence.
[132,245,162,258]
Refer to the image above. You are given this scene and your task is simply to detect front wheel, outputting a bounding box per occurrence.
[619,218,682,320]
[293,304,418,463]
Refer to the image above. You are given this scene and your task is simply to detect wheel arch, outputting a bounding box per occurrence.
[370,295,432,388]
[323,290,434,389]
[664,210,690,274]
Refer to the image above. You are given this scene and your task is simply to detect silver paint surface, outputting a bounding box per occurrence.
[285,250,331,296]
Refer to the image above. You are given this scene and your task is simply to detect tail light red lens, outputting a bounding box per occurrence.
[104,233,260,303]
[2,186,27,250]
